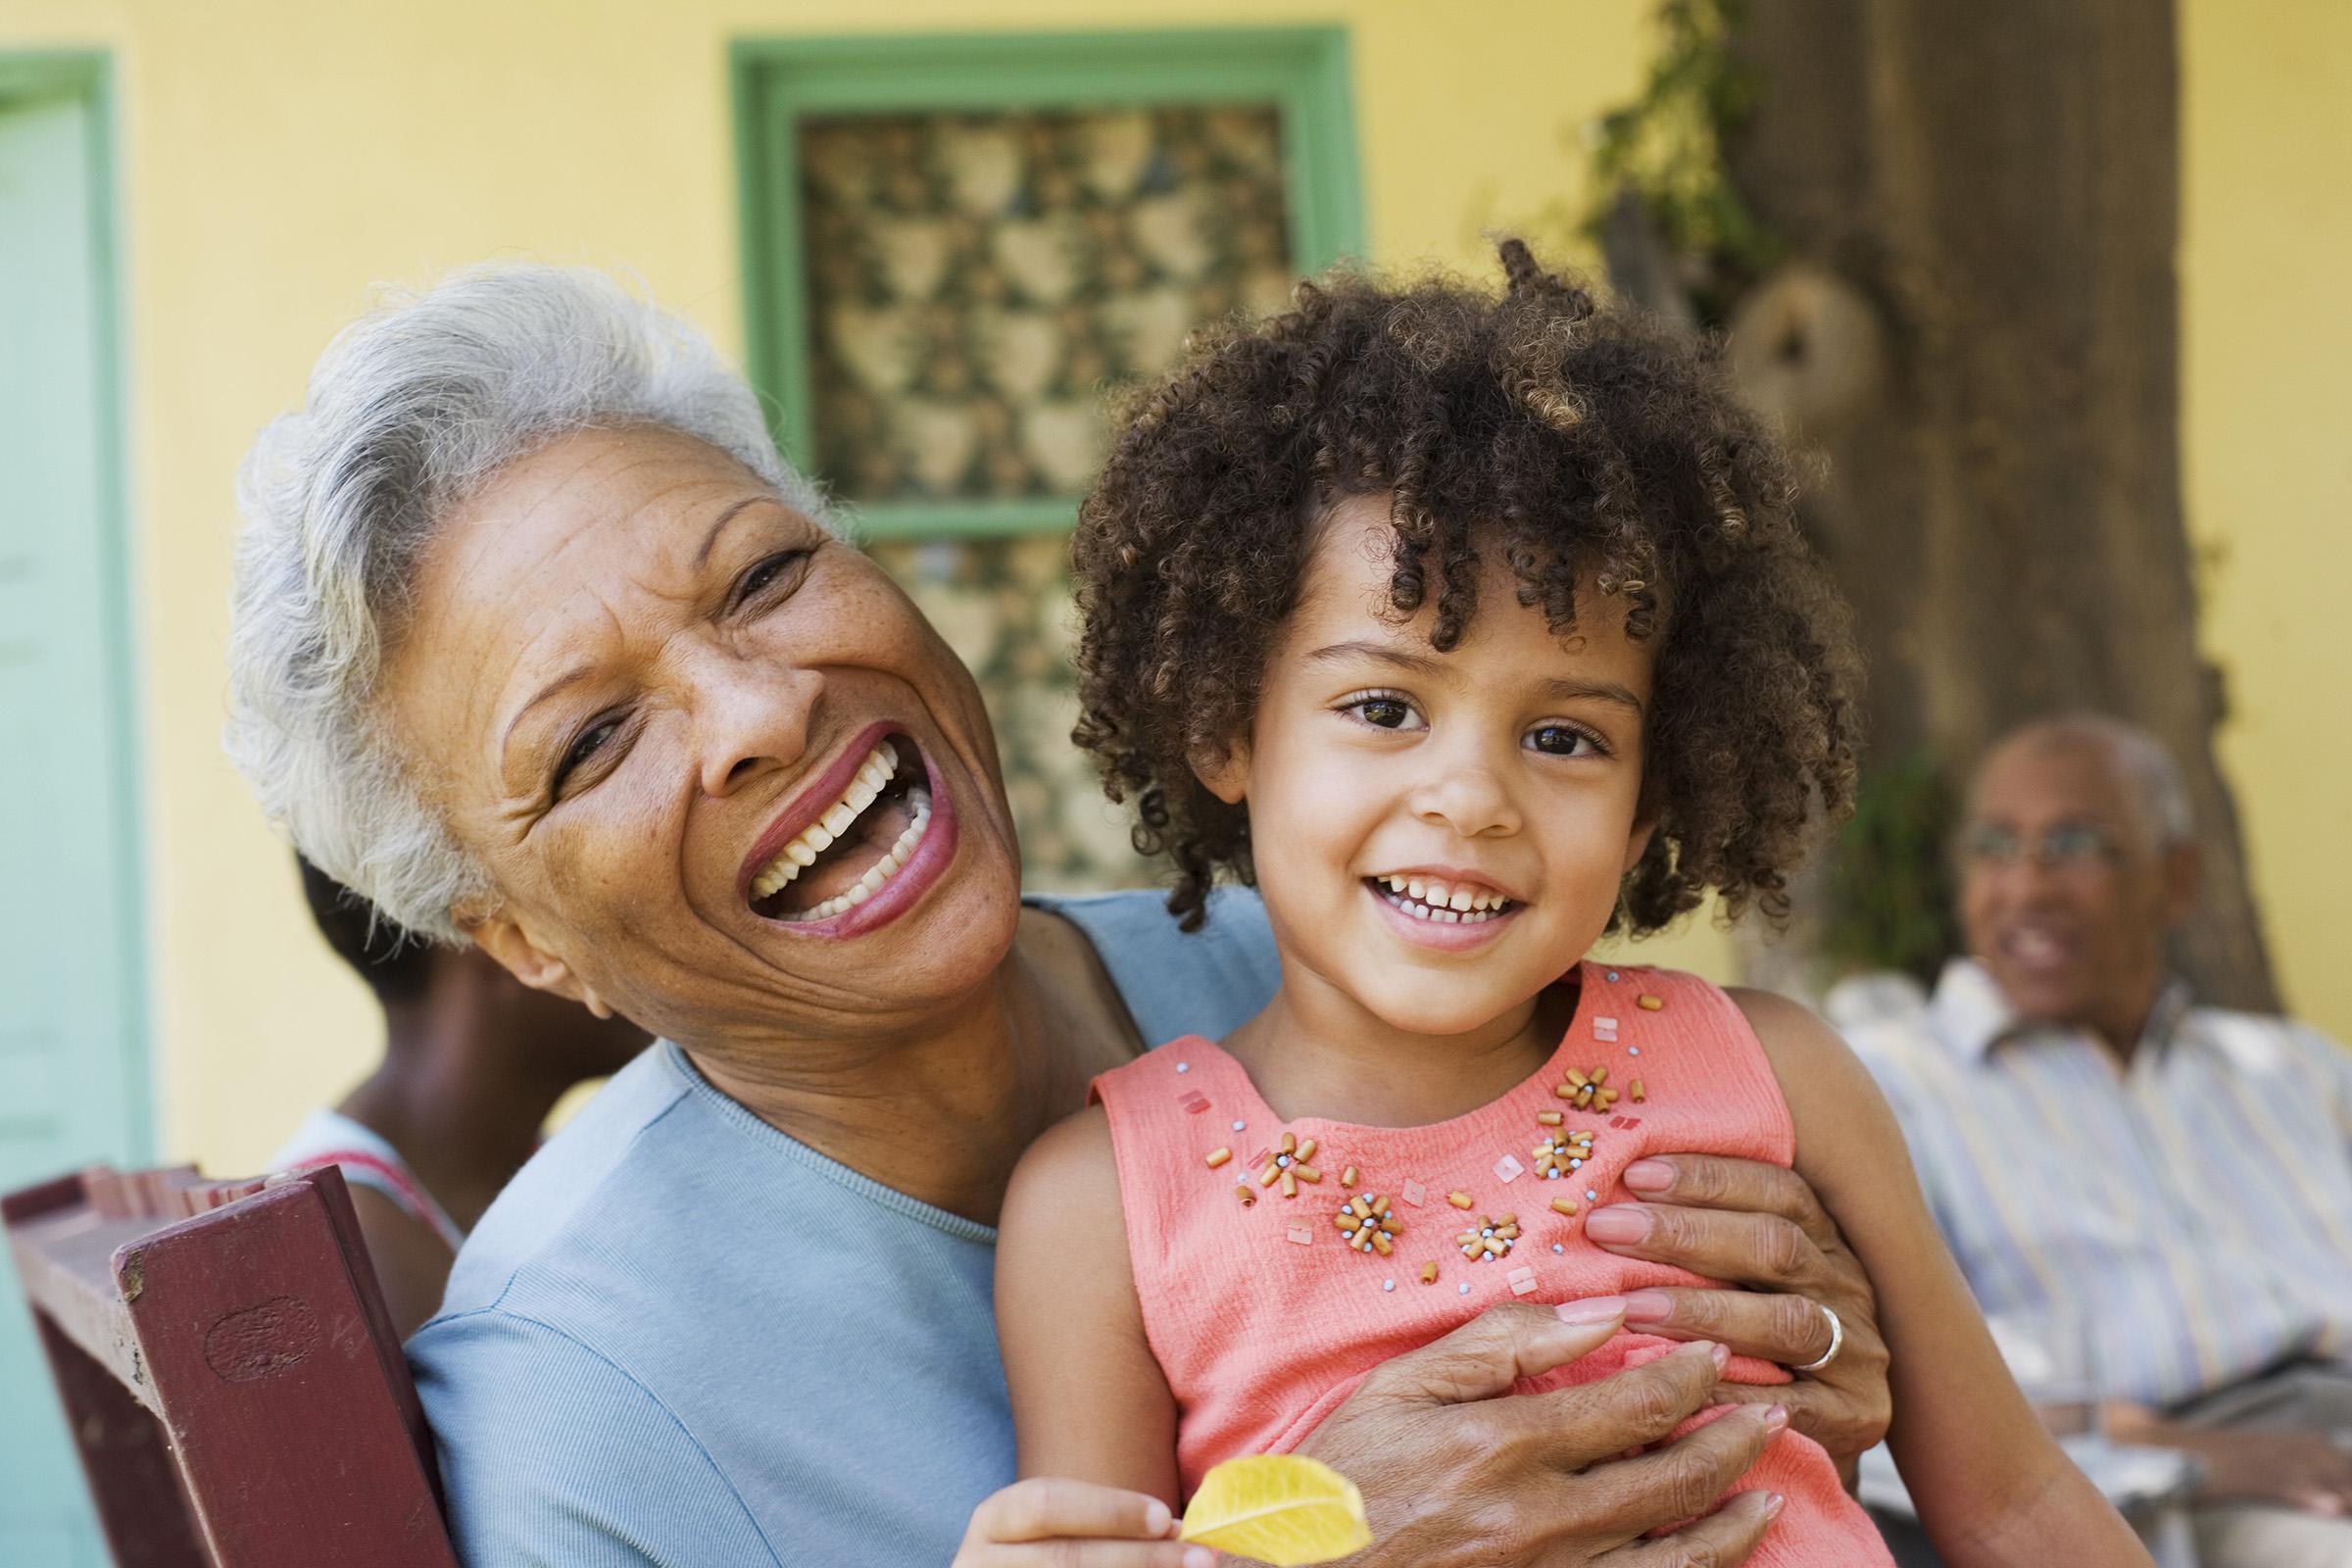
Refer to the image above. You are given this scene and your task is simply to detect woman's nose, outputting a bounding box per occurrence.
[696,660,820,799]
[1410,761,1521,839]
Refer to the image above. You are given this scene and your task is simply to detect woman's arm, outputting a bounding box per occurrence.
[1732,988,2149,1568]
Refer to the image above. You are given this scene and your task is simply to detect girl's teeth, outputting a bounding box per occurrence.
[1372,876,1510,925]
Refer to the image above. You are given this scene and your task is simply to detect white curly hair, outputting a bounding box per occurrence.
[226,264,832,942]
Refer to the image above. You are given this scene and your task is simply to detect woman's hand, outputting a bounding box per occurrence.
[1582,1154,1891,1467]
[1297,1300,1790,1566]
[955,1479,1212,1568]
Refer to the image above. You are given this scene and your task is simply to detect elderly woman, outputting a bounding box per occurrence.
[226,267,1891,1567]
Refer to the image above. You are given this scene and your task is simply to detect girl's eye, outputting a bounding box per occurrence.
[553,716,622,795]
[1527,723,1602,758]
[733,549,810,609]
[1340,692,1422,731]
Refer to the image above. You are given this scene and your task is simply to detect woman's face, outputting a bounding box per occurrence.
[378,424,1023,1050]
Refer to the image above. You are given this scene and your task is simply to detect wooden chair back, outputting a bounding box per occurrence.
[3,1163,458,1567]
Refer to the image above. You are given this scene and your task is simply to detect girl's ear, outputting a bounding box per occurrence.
[466,912,616,1020]
[1190,738,1251,806]
[1621,806,1661,876]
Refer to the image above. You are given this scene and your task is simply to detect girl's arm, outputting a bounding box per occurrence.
[1731,989,2151,1568]
[999,1102,1796,1567]
[997,1104,1185,1501]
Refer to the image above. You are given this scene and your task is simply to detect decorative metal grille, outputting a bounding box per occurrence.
[801,106,1296,504]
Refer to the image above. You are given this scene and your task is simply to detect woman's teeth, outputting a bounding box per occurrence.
[1374,873,1513,924]
[748,739,935,920]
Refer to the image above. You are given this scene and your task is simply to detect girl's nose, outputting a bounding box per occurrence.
[695,654,820,799]
[1410,762,1521,840]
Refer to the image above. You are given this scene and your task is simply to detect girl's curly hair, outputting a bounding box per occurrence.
[1071,239,1861,933]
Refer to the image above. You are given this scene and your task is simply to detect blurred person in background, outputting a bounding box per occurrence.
[1845,714,2352,1568]
[272,855,650,1336]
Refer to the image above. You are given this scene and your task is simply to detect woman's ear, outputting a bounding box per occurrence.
[466,913,615,1019]
[1189,738,1251,807]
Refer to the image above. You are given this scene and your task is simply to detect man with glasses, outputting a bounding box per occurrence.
[1842,714,2352,1568]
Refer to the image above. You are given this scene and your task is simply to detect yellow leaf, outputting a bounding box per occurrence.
[1178,1455,1371,1566]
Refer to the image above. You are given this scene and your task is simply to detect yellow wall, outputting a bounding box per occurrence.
[0,0,2334,1173]
[2180,0,2352,1046]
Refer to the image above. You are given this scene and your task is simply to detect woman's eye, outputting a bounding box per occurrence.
[1528,723,1600,757]
[734,549,810,608]
[553,717,621,794]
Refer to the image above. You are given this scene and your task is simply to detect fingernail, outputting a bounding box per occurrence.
[1621,1290,1675,1322]
[1709,1341,1732,1371]
[1624,1158,1676,1193]
[1763,1404,1789,1434]
[1185,1548,1216,1568]
[1585,1205,1651,1245]
[1145,1499,1171,1535]
[1764,1493,1788,1521]
[1556,1295,1628,1324]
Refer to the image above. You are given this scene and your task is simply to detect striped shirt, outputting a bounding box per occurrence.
[1845,960,2352,1407]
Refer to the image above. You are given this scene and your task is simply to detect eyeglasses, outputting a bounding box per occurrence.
[1956,821,2122,871]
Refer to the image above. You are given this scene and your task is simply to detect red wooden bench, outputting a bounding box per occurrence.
[4,1163,459,1566]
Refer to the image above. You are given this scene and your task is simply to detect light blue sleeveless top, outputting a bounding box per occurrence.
[409,888,1276,1567]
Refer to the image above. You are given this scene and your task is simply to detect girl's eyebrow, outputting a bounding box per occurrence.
[1303,639,1446,676]
[1302,640,1644,712]
[1543,678,1644,713]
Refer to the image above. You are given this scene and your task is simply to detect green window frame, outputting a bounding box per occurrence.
[731,26,1365,540]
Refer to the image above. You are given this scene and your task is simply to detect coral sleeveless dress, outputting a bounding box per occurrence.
[1090,961,1891,1566]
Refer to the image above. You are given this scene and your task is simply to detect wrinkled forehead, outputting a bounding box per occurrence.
[1967,735,2146,835]
[383,427,794,768]
[425,427,775,609]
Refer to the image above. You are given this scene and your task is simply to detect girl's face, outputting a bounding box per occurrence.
[1200,495,1657,1040]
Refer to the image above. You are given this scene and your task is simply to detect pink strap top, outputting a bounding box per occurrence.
[1091,962,1891,1567]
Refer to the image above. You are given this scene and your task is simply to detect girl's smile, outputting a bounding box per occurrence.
[1364,868,1523,951]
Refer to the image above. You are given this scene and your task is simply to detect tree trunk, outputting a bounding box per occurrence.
[1713,0,2277,1009]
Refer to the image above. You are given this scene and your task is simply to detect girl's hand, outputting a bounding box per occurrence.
[955,1479,1214,1568]
[1296,1299,1789,1566]
[1584,1153,1892,1467]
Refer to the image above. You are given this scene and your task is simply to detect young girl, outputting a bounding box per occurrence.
[986,244,2147,1566]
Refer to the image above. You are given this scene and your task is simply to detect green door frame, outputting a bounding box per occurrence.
[0,51,150,1150]
[731,26,1365,540]
[0,51,150,1564]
